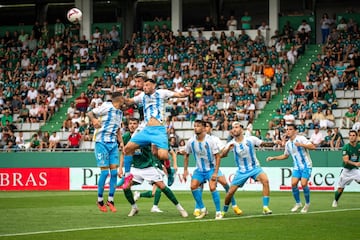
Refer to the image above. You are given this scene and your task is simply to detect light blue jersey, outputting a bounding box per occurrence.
[227,136,263,173]
[133,89,174,124]
[185,134,220,172]
[284,135,313,171]
[91,101,123,143]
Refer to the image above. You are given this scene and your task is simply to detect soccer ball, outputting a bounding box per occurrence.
[67,8,82,23]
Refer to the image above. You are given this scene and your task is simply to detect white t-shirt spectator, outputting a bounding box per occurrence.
[21,57,30,70]
[71,115,82,125]
[29,105,39,118]
[27,88,38,101]
[210,42,221,52]
[297,23,311,33]
[67,105,76,118]
[45,80,55,92]
[173,76,183,88]
[53,87,64,100]
[90,97,103,108]
[283,113,295,125]
[46,96,58,108]
[287,47,298,65]
[49,134,60,144]
[310,130,324,146]
[79,46,89,57]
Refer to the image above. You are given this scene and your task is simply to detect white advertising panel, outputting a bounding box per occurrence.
[70,167,360,192]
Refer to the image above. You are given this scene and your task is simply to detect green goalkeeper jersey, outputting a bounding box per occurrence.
[341,142,360,170]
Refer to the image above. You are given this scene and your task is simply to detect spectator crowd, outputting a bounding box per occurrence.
[0,11,359,152]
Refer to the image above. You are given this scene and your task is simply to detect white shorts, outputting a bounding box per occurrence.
[131,166,164,185]
[337,168,360,188]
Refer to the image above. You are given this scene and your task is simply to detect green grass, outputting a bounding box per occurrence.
[1,191,360,240]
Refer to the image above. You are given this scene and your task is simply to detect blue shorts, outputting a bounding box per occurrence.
[293,168,312,180]
[130,125,168,150]
[231,167,264,187]
[217,169,224,177]
[192,168,215,184]
[94,142,119,167]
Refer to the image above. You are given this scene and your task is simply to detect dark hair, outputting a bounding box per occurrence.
[112,91,123,99]
[349,130,358,136]
[145,78,156,84]
[128,118,139,123]
[287,124,297,130]
[205,121,213,128]
[194,119,206,127]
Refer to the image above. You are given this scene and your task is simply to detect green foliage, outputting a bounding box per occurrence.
[0,191,359,240]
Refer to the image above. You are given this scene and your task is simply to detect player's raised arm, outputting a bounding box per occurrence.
[172,87,191,98]
[266,154,289,162]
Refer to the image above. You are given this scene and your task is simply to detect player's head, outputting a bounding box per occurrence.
[349,130,358,144]
[286,124,297,138]
[111,91,125,109]
[127,118,139,133]
[231,121,244,137]
[134,72,146,90]
[205,121,213,134]
[143,78,156,94]
[194,119,206,135]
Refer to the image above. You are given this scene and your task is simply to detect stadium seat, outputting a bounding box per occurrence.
[173,121,182,129]
[21,123,32,131]
[182,121,193,129]
[182,130,194,139]
[332,109,342,118]
[344,91,355,98]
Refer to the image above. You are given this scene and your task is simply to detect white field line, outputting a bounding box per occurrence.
[1,208,359,237]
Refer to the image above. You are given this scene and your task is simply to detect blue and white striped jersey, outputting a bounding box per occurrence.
[133,89,174,124]
[227,136,263,173]
[92,101,123,143]
[185,134,220,172]
[284,135,313,170]
[209,134,226,150]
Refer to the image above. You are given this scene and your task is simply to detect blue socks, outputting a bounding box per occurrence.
[124,155,133,174]
[263,196,270,207]
[98,169,109,198]
[292,186,301,203]
[194,186,203,209]
[192,188,204,209]
[211,190,221,212]
[303,186,310,204]
[108,169,118,198]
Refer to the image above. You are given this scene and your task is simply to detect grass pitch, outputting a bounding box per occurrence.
[0,191,359,240]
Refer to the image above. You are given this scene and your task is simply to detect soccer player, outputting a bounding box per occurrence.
[221,121,274,216]
[182,119,223,220]
[117,72,147,188]
[267,124,316,213]
[133,147,178,213]
[192,121,242,217]
[122,78,189,188]
[332,130,360,207]
[87,92,125,212]
[119,118,188,217]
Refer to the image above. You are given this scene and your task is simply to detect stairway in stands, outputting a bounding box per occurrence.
[252,44,322,134]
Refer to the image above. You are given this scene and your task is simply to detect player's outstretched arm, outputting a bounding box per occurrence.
[266,154,289,162]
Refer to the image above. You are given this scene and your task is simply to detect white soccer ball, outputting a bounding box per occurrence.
[67,8,82,23]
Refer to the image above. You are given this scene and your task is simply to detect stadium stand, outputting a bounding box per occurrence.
[0,9,359,152]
